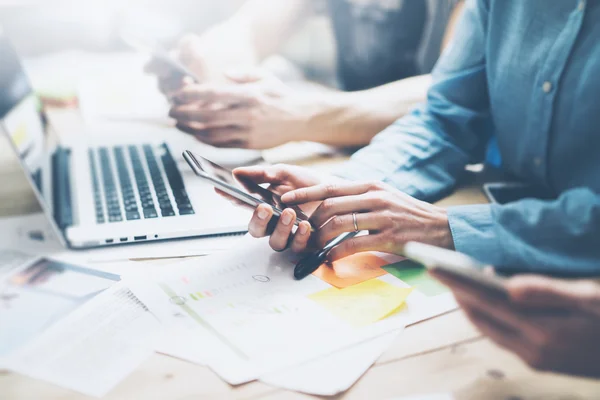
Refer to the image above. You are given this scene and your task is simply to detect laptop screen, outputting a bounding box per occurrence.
[0,31,65,243]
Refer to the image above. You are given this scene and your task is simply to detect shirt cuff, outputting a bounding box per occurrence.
[447,204,505,266]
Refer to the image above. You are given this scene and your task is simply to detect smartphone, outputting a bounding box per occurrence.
[121,31,200,82]
[403,242,508,296]
[183,150,311,228]
[483,182,553,205]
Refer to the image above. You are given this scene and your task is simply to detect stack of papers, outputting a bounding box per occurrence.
[126,235,457,395]
[0,255,160,397]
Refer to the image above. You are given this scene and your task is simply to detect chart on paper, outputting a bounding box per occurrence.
[150,238,412,364]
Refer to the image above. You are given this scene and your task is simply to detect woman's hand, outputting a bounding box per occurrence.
[231,164,323,251]
[432,271,600,379]
[237,175,453,258]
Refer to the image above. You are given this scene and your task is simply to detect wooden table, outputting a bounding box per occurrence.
[1,117,600,400]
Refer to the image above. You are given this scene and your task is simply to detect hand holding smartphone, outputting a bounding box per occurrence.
[183,151,312,230]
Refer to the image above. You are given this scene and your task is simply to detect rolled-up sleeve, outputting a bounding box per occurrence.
[449,188,600,275]
[337,0,493,203]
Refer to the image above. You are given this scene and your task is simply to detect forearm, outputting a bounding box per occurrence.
[301,75,432,147]
[448,188,600,274]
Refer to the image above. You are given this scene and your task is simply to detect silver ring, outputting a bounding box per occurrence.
[352,212,359,232]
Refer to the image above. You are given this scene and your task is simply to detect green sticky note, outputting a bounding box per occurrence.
[384,260,449,297]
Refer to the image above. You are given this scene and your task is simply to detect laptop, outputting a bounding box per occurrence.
[0,32,249,249]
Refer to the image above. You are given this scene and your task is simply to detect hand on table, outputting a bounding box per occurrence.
[168,69,315,149]
[231,165,454,258]
[431,270,600,378]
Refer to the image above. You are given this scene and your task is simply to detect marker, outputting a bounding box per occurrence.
[293,231,360,280]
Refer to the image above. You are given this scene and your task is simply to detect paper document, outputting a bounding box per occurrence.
[260,331,399,396]
[3,283,159,398]
[0,256,119,358]
[128,236,414,384]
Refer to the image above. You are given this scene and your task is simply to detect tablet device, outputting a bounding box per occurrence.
[183,150,311,228]
[403,242,507,296]
[121,31,200,82]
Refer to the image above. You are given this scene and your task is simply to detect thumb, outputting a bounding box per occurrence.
[508,275,600,315]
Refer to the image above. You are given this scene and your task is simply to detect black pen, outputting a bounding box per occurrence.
[293,231,360,280]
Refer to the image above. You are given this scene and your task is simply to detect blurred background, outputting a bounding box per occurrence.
[0,0,337,83]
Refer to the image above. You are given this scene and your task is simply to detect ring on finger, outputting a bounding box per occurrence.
[352,212,359,232]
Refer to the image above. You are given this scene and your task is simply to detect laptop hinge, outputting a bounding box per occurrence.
[52,146,73,229]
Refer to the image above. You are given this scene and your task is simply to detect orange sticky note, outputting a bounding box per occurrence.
[312,252,388,288]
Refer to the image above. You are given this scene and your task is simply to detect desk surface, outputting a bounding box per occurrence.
[1,113,600,400]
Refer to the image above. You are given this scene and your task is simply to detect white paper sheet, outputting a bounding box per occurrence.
[2,283,159,398]
[127,236,414,385]
[260,331,399,396]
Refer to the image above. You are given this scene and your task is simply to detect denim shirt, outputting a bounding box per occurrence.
[338,0,600,274]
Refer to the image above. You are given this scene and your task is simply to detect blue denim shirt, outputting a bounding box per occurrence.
[338,0,600,274]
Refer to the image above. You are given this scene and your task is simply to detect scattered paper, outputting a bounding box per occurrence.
[0,257,119,358]
[2,283,159,398]
[313,252,389,288]
[309,279,413,327]
[260,331,399,396]
[127,236,414,385]
[384,260,449,297]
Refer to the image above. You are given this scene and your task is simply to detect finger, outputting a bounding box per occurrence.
[248,204,273,238]
[507,275,600,315]
[314,212,385,248]
[290,221,312,253]
[269,209,297,251]
[173,84,259,107]
[327,234,384,262]
[170,106,253,127]
[281,182,376,205]
[309,193,377,229]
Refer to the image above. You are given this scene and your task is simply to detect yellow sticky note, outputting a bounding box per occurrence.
[309,279,413,327]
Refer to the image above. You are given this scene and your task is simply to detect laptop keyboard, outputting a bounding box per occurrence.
[89,143,194,224]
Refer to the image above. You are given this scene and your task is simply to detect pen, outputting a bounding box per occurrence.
[293,231,360,280]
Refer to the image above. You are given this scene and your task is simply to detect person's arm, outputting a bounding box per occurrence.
[299,1,465,147]
[299,74,433,147]
[449,188,600,274]
[336,0,491,202]
[181,0,313,80]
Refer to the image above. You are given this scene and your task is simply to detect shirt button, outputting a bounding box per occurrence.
[578,1,585,11]
[534,157,542,167]
[542,81,553,93]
